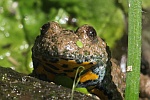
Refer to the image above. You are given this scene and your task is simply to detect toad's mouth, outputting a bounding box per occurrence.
[34,54,106,73]
[36,50,107,64]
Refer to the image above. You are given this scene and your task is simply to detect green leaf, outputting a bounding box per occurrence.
[76,41,83,48]
[75,87,89,94]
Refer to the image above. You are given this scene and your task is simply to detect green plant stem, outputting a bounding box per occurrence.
[71,66,85,100]
[125,0,142,100]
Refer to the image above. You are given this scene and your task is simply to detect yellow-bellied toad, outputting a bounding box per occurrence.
[31,22,124,100]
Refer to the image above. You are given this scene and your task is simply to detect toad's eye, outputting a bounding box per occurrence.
[40,22,50,35]
[75,25,97,42]
[86,26,97,41]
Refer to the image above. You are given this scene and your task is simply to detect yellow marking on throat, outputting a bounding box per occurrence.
[79,70,99,83]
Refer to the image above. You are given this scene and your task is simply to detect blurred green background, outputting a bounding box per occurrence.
[0,0,149,74]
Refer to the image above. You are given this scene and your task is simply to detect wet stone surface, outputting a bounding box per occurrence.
[0,66,97,100]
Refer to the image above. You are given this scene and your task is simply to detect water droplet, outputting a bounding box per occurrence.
[55,9,69,24]
[4,32,10,37]
[18,24,23,29]
[129,3,130,7]
[24,44,29,49]
[29,61,33,68]
[10,66,15,70]
[20,42,29,50]
[24,16,29,21]
[0,55,4,59]
[12,2,18,9]
[71,18,77,23]
[5,52,10,56]
[0,26,5,31]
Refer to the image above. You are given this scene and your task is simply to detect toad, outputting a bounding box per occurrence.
[31,22,125,100]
